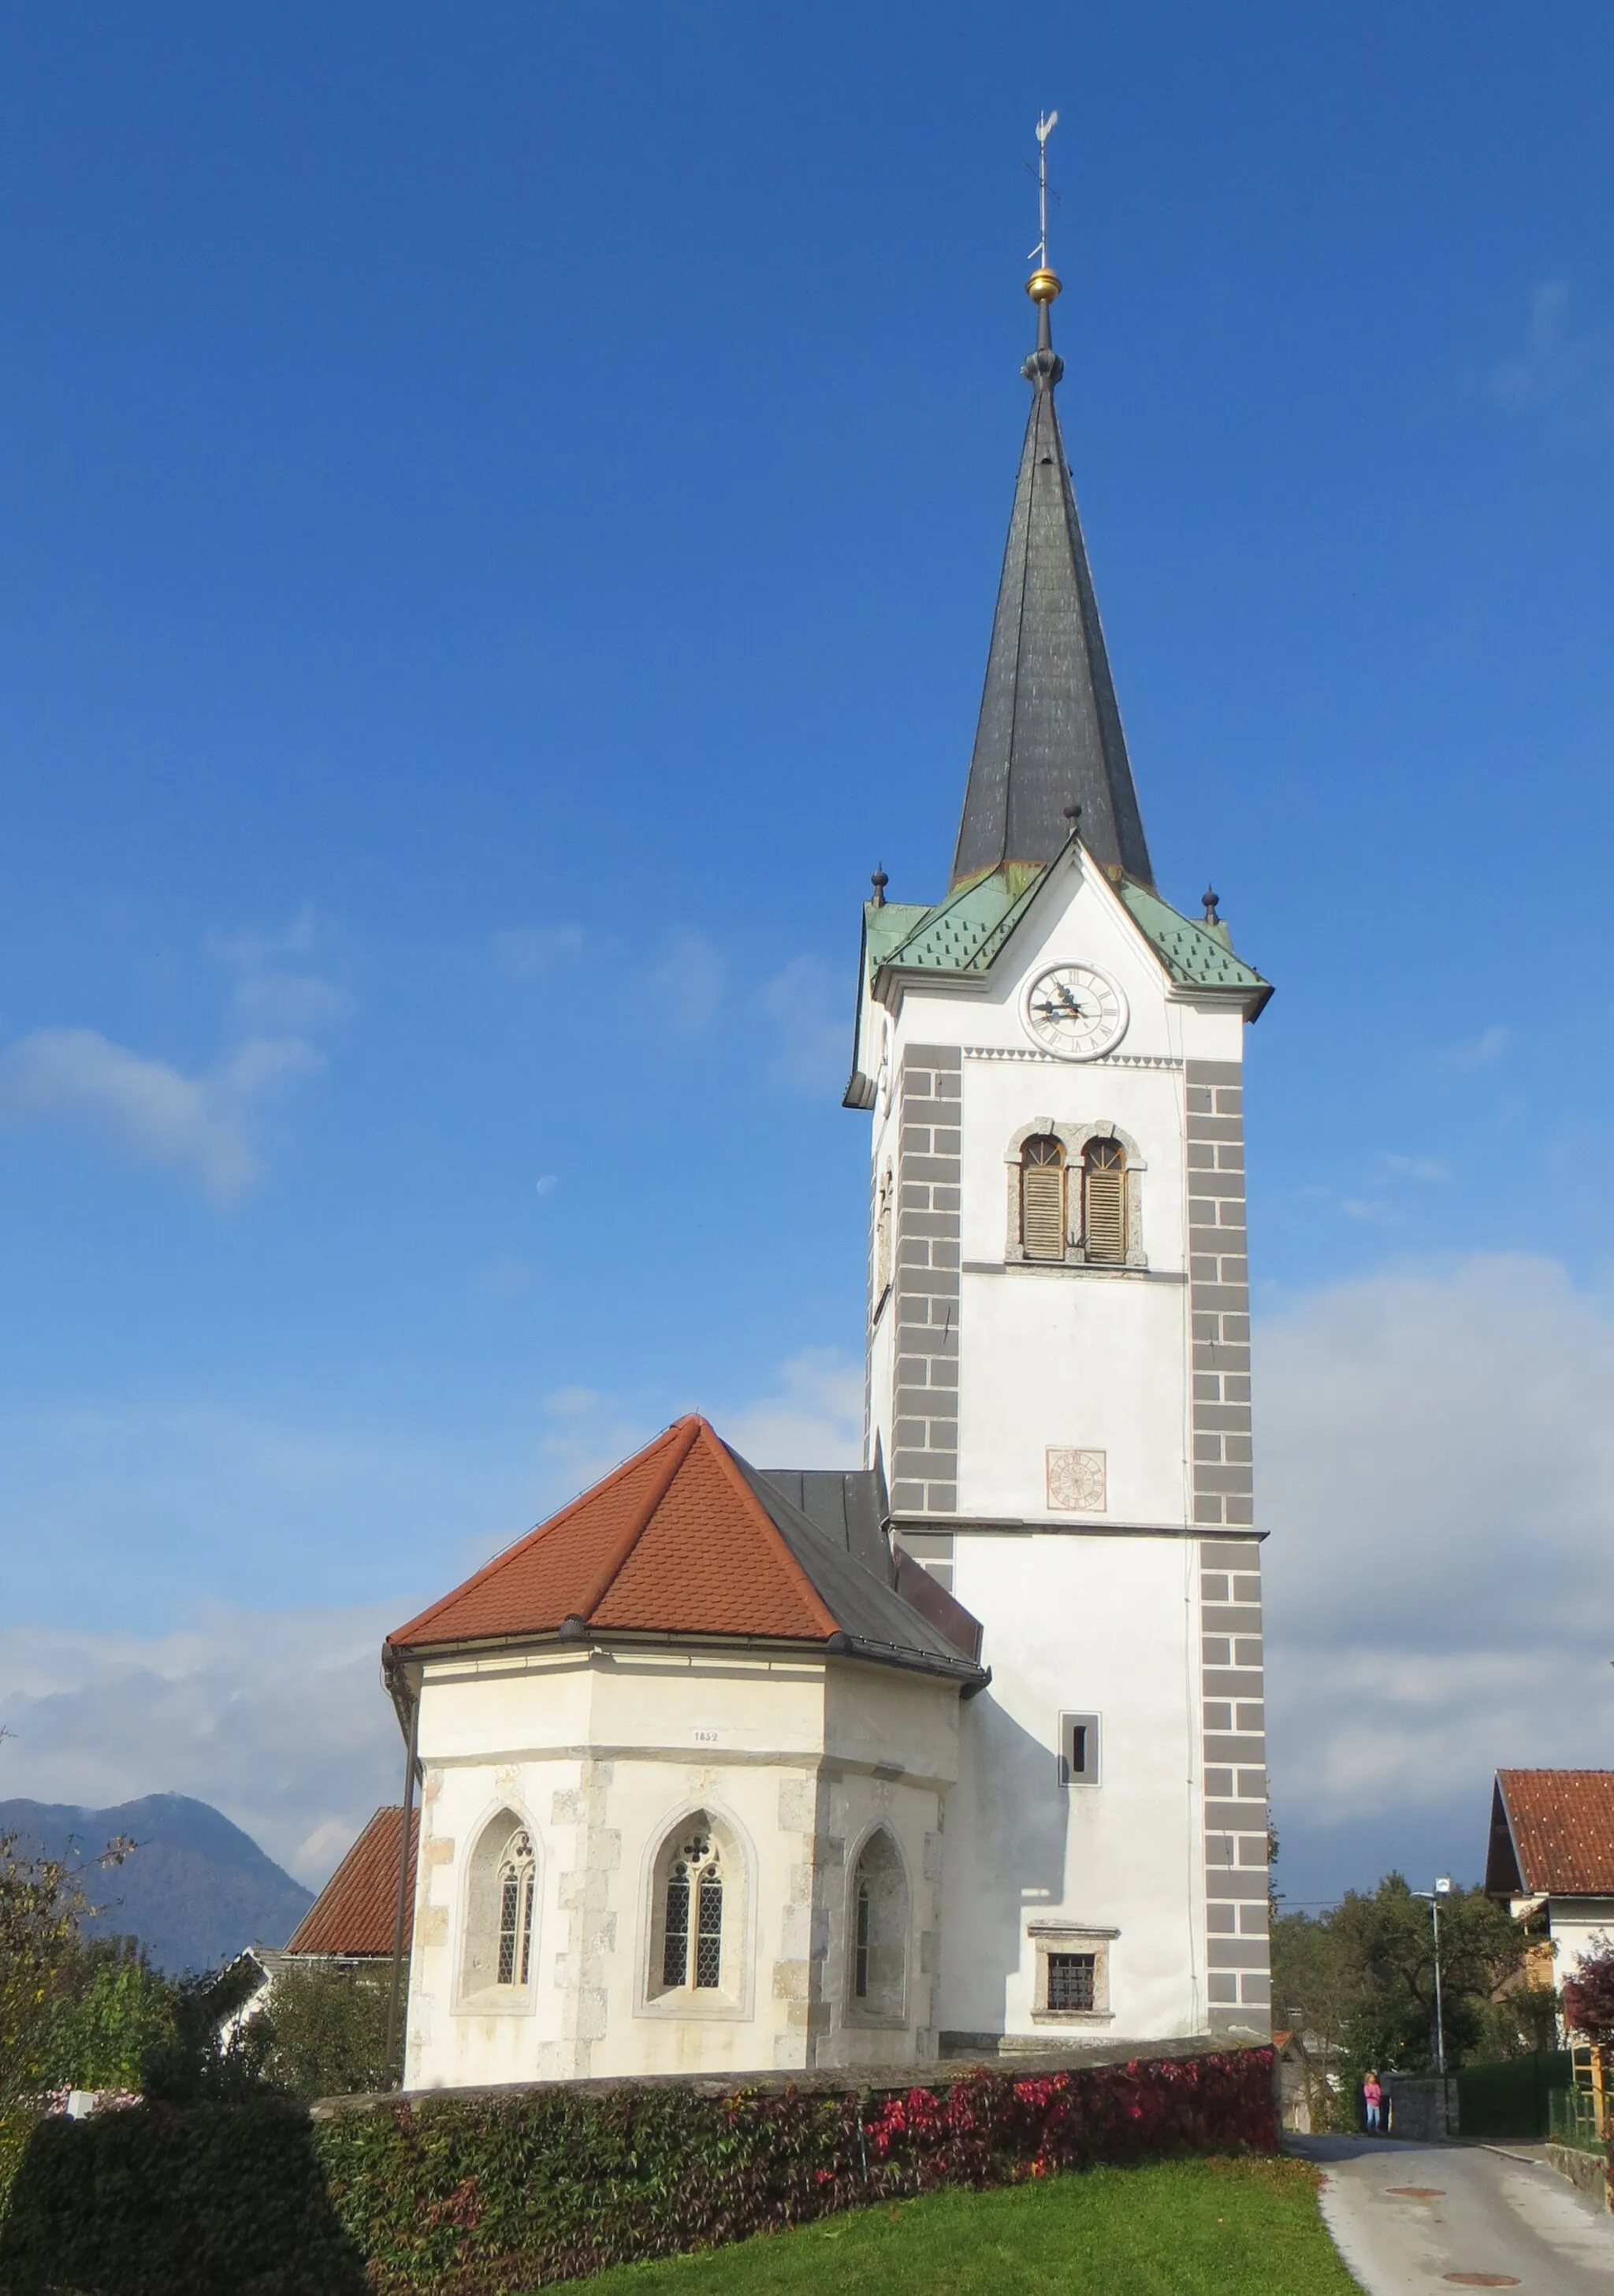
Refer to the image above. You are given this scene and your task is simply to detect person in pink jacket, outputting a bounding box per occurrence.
[1363,2072,1383,2134]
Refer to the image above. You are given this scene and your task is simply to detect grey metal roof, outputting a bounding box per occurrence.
[950,303,1155,892]
[736,1454,985,1685]
[753,1466,891,1581]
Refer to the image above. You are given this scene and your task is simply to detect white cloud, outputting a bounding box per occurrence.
[494,925,585,978]
[1441,1024,1512,1072]
[0,1027,318,1203]
[0,1603,404,1887]
[534,1173,560,1196]
[0,910,349,1201]
[1478,280,1614,434]
[646,928,727,1035]
[1261,1254,1614,1874]
[755,956,850,1097]
[723,1347,862,1468]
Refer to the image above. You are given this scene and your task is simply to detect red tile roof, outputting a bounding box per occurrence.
[389,1416,843,1653]
[1489,1770,1614,1898]
[284,1806,418,1957]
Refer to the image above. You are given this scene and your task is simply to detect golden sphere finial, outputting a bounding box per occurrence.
[1026,268,1062,305]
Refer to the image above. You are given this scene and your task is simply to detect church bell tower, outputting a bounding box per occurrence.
[845,247,1274,2048]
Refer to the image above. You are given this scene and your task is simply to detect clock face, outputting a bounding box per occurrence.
[1023,964,1128,1061]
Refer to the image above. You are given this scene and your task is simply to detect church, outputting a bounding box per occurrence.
[385,257,1274,2090]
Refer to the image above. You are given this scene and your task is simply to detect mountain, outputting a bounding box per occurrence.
[0,1793,314,1975]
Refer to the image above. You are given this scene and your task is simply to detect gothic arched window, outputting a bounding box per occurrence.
[460,1810,538,2001]
[658,1823,724,1992]
[1020,1135,1067,1262]
[849,1829,909,2021]
[1082,1138,1127,1264]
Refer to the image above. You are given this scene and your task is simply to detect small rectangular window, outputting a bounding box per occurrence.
[1058,1711,1100,1786]
[1047,1952,1096,2012]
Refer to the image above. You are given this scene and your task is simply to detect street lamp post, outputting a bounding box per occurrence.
[1414,1878,1455,2130]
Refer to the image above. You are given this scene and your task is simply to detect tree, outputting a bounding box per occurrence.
[1561,1946,1614,2053]
[1272,1871,1531,2118]
[252,1964,392,2101]
[0,1826,139,2105]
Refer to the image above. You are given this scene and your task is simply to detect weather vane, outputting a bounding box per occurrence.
[1028,109,1058,271]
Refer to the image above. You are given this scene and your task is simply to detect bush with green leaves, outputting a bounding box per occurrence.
[252,1963,392,2101]
[0,2048,1277,2296]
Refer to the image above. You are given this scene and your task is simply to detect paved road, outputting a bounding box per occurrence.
[1292,2134,1614,2294]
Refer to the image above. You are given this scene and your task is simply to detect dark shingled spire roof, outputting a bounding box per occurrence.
[951,295,1154,891]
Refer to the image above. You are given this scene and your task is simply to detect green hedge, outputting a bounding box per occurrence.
[0,2048,1275,2296]
[1456,2052,1572,2140]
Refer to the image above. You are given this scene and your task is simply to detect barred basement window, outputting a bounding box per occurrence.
[1082,1138,1127,1263]
[496,1830,536,1985]
[1021,1135,1067,1261]
[660,1827,724,1991]
[1047,1952,1096,2012]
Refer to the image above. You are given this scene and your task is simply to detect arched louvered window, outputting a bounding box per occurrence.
[496,1830,536,1985]
[1083,1138,1127,1264]
[1020,1135,1066,1262]
[660,1826,724,1991]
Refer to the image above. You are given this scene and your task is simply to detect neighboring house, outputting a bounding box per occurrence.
[1486,1770,1614,2001]
[387,256,1277,2093]
[282,1806,418,1965]
[1270,2027,1344,2134]
[228,1807,418,2032]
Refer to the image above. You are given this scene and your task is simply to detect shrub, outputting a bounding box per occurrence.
[317,2049,1277,2295]
[0,2048,1274,2296]
[253,1964,392,2103]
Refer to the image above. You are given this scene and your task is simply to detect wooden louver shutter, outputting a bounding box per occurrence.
[1021,1144,1066,1261]
[1084,1144,1126,1263]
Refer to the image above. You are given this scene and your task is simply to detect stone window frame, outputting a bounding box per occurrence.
[454,1800,542,2017]
[1002,1120,1147,1269]
[843,1822,913,2030]
[1027,1920,1119,2025]
[634,1800,757,2025]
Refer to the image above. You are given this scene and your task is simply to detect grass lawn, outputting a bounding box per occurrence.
[585,2156,1356,2296]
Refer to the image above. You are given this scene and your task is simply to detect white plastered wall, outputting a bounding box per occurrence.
[404,1647,962,2090]
[855,848,1257,2044]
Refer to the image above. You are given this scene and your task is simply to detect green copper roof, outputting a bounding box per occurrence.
[1116,879,1270,995]
[864,854,1270,1005]
[872,862,1046,977]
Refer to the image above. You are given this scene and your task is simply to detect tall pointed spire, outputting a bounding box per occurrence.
[950,267,1155,891]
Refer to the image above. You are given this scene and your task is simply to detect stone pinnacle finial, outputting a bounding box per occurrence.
[1063,801,1082,842]
[871,866,888,908]
[1202,887,1221,925]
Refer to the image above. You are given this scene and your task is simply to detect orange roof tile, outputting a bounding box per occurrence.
[389,1416,840,1652]
[1491,1770,1614,1897]
[284,1806,417,1957]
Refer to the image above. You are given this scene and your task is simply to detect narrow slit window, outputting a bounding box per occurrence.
[1021,1135,1067,1261]
[853,1878,872,2000]
[1083,1139,1126,1263]
[1047,1952,1097,2012]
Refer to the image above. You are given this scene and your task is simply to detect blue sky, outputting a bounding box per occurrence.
[3,0,1613,1902]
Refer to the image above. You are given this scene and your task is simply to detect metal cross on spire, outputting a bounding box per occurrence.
[1028,109,1058,270]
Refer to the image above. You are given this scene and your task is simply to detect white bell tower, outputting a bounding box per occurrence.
[845,252,1274,2049]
